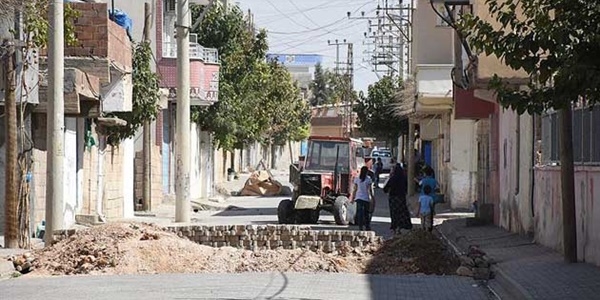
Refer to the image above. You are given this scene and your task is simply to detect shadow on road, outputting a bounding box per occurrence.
[213,206,278,217]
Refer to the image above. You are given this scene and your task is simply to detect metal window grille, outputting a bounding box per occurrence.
[541,106,600,165]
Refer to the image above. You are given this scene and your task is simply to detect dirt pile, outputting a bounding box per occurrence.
[365,230,459,275]
[22,223,458,276]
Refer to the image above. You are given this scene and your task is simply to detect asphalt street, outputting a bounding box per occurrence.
[0,272,494,300]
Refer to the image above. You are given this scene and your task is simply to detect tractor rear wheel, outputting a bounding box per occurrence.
[277,199,295,224]
[333,196,350,225]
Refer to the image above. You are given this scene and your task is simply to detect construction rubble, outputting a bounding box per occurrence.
[3,223,462,277]
[455,245,494,280]
[239,170,284,196]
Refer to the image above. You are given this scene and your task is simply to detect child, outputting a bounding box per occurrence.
[416,185,435,232]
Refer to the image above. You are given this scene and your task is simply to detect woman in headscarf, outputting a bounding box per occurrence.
[383,163,413,234]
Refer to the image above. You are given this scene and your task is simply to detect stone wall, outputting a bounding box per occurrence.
[165,225,381,253]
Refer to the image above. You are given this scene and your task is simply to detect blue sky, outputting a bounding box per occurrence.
[235,0,380,92]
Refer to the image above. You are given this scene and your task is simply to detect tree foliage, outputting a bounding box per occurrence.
[104,41,161,146]
[354,76,404,141]
[308,63,356,107]
[23,0,80,48]
[191,3,310,150]
[457,0,600,113]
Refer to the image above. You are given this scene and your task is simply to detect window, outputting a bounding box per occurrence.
[305,141,350,172]
[165,0,176,13]
[541,106,600,164]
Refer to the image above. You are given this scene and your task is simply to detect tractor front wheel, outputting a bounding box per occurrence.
[333,196,350,225]
[277,199,295,224]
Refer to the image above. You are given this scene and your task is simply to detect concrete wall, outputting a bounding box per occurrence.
[534,166,600,266]
[471,0,528,83]
[496,109,534,234]
[448,116,478,209]
[412,0,453,67]
[134,145,164,209]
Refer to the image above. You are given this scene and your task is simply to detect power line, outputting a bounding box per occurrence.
[258,0,373,24]
[287,0,320,27]
[263,0,312,30]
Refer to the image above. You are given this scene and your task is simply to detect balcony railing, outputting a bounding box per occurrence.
[162,42,219,64]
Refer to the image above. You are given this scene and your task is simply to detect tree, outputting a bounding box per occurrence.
[262,60,311,145]
[309,63,329,106]
[354,76,404,142]
[308,64,356,107]
[191,3,309,150]
[191,4,270,150]
[102,41,161,146]
[457,0,600,263]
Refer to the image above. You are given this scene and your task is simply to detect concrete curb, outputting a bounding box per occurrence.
[489,265,533,300]
[435,222,533,300]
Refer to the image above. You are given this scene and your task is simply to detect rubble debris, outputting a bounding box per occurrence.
[12,223,461,277]
[455,245,494,280]
[239,170,283,196]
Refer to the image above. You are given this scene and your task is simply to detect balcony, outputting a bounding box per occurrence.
[162,42,219,64]
[415,64,453,114]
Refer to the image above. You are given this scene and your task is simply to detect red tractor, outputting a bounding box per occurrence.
[278,136,367,225]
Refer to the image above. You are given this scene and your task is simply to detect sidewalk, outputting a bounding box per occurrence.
[438,219,600,300]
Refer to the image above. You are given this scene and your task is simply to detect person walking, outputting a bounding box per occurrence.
[416,185,435,232]
[350,166,375,231]
[374,158,383,187]
[383,163,413,234]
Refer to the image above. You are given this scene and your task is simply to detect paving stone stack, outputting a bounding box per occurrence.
[165,225,382,253]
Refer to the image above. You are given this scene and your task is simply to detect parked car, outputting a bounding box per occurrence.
[370,150,394,172]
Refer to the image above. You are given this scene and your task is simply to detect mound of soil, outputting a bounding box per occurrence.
[364,230,460,275]
[22,223,458,276]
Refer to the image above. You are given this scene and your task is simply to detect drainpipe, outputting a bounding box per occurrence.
[530,114,536,217]
[96,134,106,222]
[515,114,520,195]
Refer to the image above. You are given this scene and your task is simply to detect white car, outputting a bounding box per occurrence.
[370,150,394,172]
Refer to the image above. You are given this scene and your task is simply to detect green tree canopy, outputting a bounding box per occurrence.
[191,3,310,150]
[354,76,404,141]
[458,0,600,113]
[308,64,356,107]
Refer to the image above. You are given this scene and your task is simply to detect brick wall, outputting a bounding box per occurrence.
[134,145,164,210]
[165,225,382,253]
[68,2,132,71]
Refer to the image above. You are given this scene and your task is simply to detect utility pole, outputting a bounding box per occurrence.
[46,0,65,245]
[3,40,17,249]
[142,2,152,212]
[345,43,354,137]
[327,39,342,75]
[175,0,191,222]
[560,106,577,263]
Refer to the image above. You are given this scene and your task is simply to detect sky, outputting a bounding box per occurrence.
[235,0,381,93]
